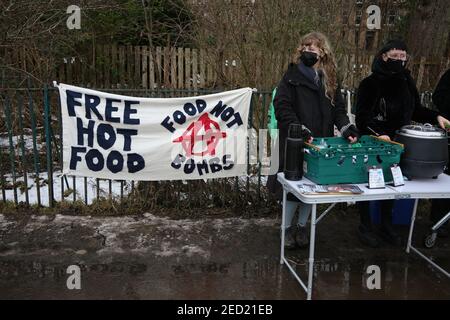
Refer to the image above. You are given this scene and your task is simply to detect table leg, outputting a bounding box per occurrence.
[432,210,450,231]
[280,189,287,265]
[406,199,449,278]
[307,203,317,300]
[406,199,419,254]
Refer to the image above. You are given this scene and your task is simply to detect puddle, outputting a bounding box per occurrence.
[0,213,449,299]
[0,255,449,299]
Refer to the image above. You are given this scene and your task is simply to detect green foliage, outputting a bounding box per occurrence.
[83,0,193,46]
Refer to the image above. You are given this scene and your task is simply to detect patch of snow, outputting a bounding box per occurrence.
[155,241,178,257]
[0,134,43,150]
[0,214,15,229]
[181,244,210,259]
[2,171,132,206]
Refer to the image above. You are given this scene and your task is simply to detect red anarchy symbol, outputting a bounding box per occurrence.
[173,113,227,156]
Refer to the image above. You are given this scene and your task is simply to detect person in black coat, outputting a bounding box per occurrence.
[355,40,450,247]
[267,32,359,249]
[430,68,450,237]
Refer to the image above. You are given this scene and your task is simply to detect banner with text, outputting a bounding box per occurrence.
[58,83,252,180]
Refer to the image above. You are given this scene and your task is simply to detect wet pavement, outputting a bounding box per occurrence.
[0,209,449,299]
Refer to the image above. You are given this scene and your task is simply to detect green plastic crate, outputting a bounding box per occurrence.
[303,135,404,185]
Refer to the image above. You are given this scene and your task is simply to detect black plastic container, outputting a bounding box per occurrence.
[284,123,304,181]
[394,124,448,179]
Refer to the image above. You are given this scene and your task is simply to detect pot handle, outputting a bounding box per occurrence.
[407,124,424,131]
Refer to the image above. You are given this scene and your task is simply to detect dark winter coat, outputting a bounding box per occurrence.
[267,62,351,200]
[355,57,440,139]
[433,68,450,175]
[433,68,450,118]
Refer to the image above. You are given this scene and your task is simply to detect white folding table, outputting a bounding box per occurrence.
[277,172,450,300]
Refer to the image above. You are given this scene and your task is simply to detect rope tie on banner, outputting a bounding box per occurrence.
[53,81,59,88]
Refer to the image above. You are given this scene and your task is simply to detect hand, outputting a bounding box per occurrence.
[437,115,450,131]
[301,125,313,143]
[378,135,391,141]
[342,124,360,143]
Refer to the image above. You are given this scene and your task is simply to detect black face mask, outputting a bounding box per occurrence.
[384,58,406,74]
[300,51,319,67]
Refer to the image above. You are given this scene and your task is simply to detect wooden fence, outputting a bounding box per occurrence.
[1,45,450,91]
[1,45,222,90]
[339,53,450,91]
[59,45,220,90]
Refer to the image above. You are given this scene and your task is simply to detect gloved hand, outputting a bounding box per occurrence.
[301,125,313,143]
[341,124,360,141]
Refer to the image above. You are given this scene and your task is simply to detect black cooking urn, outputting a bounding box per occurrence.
[394,124,448,179]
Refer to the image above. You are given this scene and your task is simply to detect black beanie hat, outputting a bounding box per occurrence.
[378,39,408,55]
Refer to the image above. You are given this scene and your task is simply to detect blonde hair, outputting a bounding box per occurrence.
[293,32,338,104]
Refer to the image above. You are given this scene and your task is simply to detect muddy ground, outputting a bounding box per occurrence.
[0,205,449,300]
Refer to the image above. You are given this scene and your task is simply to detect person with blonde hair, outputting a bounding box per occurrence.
[267,31,359,249]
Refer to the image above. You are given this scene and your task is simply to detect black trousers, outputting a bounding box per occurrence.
[359,200,395,228]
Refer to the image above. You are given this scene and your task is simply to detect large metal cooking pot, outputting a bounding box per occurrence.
[394,124,448,179]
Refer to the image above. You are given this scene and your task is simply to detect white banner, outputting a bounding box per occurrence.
[57,83,252,181]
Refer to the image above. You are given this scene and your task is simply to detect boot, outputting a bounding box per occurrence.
[357,224,380,248]
[379,222,402,246]
[284,226,297,250]
[294,225,309,249]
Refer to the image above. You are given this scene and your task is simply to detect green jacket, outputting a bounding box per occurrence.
[267,87,278,138]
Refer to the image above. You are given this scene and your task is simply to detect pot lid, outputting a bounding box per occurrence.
[399,123,447,138]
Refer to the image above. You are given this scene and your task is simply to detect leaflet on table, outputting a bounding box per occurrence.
[297,184,364,195]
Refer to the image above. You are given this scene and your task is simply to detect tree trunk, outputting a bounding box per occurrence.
[406,0,450,58]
